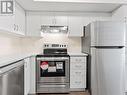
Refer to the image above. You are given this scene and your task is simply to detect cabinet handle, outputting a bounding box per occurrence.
[54,18,56,24]
[76,65,82,68]
[17,25,18,31]
[75,81,81,84]
[14,24,16,31]
[52,18,55,25]
[75,72,82,74]
[52,17,56,25]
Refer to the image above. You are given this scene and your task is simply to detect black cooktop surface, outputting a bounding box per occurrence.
[36,48,70,57]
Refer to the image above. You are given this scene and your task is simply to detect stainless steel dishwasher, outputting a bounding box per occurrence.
[0,60,24,95]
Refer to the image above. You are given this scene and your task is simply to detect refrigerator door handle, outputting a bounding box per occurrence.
[91,46,124,49]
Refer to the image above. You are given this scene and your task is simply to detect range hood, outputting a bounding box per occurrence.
[41,26,68,34]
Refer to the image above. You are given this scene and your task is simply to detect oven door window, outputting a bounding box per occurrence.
[40,61,65,77]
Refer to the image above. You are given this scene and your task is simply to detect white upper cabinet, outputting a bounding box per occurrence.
[0,14,15,33]
[41,16,54,25]
[55,16,68,26]
[26,13,42,37]
[68,16,84,37]
[41,15,68,26]
[14,2,25,35]
[0,1,25,36]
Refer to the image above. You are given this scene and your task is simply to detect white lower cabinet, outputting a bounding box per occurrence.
[29,56,36,94]
[24,56,36,95]
[70,56,87,91]
[125,49,127,92]
[24,58,31,95]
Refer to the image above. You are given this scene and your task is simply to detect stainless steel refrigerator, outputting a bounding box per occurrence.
[82,21,126,95]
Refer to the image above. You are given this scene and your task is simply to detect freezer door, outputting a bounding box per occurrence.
[91,48,125,95]
[91,21,125,46]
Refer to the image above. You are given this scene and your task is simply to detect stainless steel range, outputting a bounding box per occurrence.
[36,44,70,93]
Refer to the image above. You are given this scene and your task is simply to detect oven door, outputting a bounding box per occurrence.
[36,57,69,83]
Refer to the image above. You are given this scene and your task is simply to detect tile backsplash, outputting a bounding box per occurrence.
[21,33,82,54]
[0,33,23,57]
[0,33,82,57]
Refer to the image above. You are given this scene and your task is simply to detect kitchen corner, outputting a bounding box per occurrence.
[0,0,127,95]
[0,54,36,67]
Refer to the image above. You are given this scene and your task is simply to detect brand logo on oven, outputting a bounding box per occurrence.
[40,62,48,70]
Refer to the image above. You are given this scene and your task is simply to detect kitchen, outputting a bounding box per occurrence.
[0,0,127,95]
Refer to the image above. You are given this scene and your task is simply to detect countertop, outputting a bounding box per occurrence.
[0,53,36,68]
[0,52,88,68]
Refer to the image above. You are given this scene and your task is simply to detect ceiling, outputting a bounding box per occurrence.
[16,0,123,13]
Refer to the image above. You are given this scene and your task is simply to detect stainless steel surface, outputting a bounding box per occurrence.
[37,83,70,93]
[0,60,24,95]
[37,57,69,61]
[41,26,68,34]
[36,56,70,93]
[82,21,126,95]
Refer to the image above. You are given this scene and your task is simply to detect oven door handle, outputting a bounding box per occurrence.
[36,57,69,61]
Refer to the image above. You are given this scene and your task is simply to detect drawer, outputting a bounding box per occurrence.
[70,82,85,88]
[70,70,86,76]
[70,76,86,88]
[70,62,86,70]
[70,57,86,63]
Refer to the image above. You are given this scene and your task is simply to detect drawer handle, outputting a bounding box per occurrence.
[75,65,82,68]
[75,81,81,84]
[75,72,81,74]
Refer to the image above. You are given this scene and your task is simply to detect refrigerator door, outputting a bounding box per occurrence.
[91,47,125,95]
[91,21,125,46]
[91,48,98,95]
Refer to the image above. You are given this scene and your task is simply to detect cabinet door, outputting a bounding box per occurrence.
[24,58,30,95]
[126,48,127,91]
[17,5,25,35]
[15,3,25,35]
[70,57,86,70]
[0,14,14,33]
[68,16,83,37]
[70,70,86,89]
[26,13,42,37]
[41,16,54,25]
[55,16,68,26]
